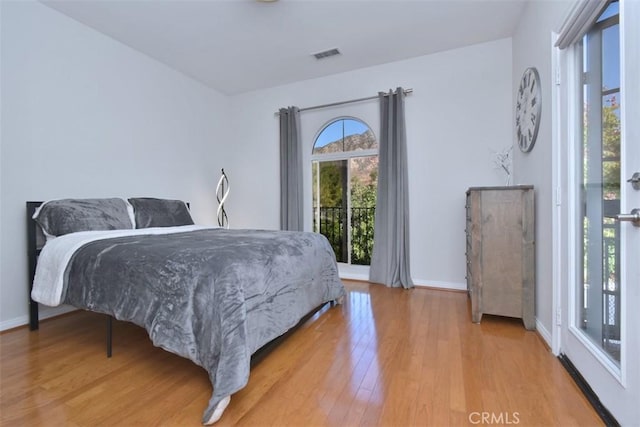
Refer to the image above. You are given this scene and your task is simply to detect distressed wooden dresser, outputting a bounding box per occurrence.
[465,186,535,330]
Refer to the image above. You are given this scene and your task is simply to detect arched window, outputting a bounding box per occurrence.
[312,117,377,265]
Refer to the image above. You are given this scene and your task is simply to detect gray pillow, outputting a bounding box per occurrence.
[128,198,194,228]
[34,198,134,237]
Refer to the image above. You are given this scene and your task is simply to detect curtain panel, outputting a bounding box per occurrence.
[369,88,414,289]
[279,106,303,231]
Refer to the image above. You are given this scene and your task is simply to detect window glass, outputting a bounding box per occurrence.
[596,1,618,22]
[578,1,621,364]
[602,24,620,91]
[312,118,377,265]
[312,118,377,155]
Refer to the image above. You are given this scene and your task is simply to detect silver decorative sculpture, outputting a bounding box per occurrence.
[492,146,513,186]
[216,168,229,228]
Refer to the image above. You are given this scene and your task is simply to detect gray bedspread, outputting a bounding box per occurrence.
[61,228,345,423]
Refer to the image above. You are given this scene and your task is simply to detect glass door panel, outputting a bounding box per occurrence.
[349,156,377,265]
[578,4,621,364]
[313,160,348,262]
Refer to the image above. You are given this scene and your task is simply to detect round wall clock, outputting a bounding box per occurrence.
[515,67,541,153]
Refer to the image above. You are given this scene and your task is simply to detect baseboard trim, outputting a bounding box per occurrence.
[0,305,77,332]
[338,272,467,292]
[535,319,552,349]
[557,353,620,427]
[338,271,369,281]
[413,280,466,291]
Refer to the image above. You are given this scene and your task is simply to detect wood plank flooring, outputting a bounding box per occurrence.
[0,281,602,426]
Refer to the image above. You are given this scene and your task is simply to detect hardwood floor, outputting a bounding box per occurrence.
[1,281,602,426]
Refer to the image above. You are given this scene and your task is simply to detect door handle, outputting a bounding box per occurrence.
[628,172,640,190]
[614,208,640,227]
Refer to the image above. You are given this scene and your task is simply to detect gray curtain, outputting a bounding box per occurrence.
[279,106,303,231]
[369,88,414,289]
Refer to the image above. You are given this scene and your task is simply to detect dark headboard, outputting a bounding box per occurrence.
[26,201,44,330]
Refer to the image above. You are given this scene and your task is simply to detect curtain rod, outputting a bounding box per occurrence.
[275,88,413,116]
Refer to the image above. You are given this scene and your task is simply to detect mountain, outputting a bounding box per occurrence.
[313,130,377,154]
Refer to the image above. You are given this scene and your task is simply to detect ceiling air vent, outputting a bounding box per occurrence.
[313,48,341,60]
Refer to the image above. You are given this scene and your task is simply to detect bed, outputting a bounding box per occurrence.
[27,198,346,425]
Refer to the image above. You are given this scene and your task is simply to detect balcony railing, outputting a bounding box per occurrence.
[602,220,620,354]
[314,206,375,265]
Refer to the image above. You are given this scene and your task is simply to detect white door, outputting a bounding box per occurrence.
[559,1,639,424]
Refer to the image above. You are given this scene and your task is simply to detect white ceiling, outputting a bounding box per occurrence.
[41,0,528,95]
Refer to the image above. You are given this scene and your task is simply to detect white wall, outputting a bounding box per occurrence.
[512,0,572,343]
[228,38,513,288]
[0,1,230,329]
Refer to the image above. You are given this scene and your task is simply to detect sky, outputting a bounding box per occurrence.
[314,119,370,149]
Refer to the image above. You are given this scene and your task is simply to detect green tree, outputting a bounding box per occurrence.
[318,161,344,207]
[602,100,620,199]
[350,162,377,264]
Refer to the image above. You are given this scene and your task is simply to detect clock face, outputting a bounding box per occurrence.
[515,67,541,153]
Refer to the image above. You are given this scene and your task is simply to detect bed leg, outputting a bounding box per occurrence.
[106,315,113,358]
[29,299,39,331]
